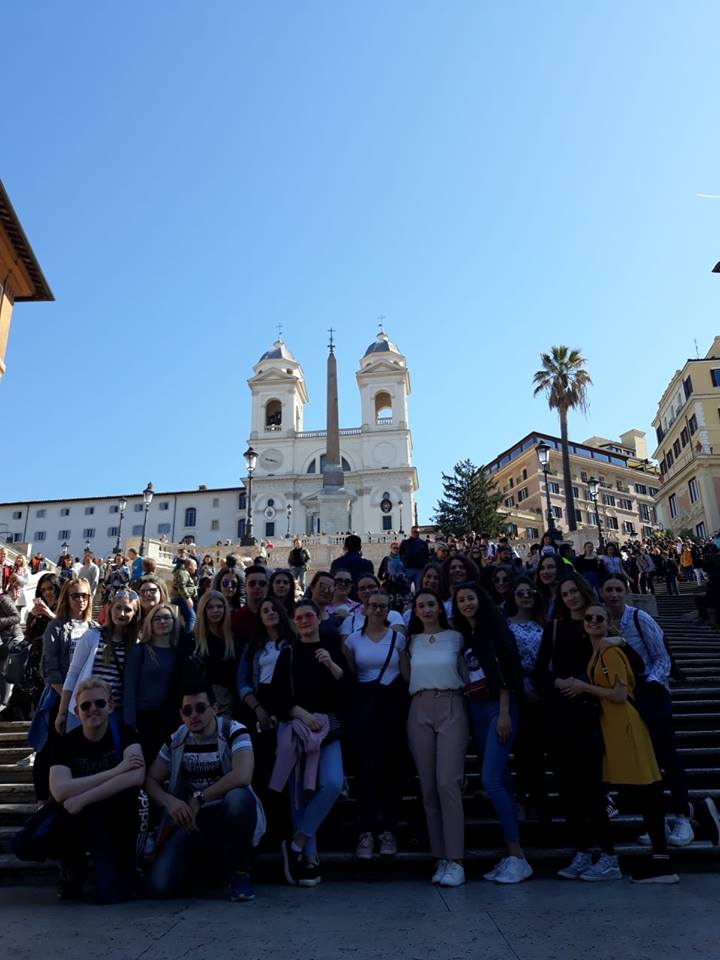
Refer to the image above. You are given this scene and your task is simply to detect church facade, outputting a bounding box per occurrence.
[247,332,418,538]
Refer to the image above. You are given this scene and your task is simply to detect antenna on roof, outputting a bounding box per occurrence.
[276,322,283,341]
[377,314,386,335]
[328,327,335,355]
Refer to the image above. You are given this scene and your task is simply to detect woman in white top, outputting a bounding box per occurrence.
[55,589,139,733]
[344,591,408,861]
[400,589,468,888]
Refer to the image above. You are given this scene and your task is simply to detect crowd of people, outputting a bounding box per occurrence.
[2,527,720,904]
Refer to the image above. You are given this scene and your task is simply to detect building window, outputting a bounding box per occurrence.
[265,521,275,537]
[550,506,562,519]
[504,497,514,508]
[655,424,665,445]
[683,375,693,399]
[109,504,119,514]
[635,483,647,495]
[84,506,95,516]
[134,503,143,513]
[688,414,698,435]
[132,524,143,536]
[688,477,699,504]
[159,501,169,511]
[211,519,220,531]
[35,531,46,541]
[622,521,636,535]
[265,399,282,429]
[680,427,689,448]
[648,486,658,497]
[60,508,70,517]
[267,499,275,508]
[522,468,528,481]
[517,488,529,502]
[696,522,707,539]
[157,523,171,535]
[549,481,560,494]
[212,498,220,508]
[508,478,514,489]
[666,449,674,467]
[581,471,589,482]
[382,516,393,531]
[669,494,678,518]
[672,439,681,457]
[642,525,654,537]
[237,519,246,539]
[58,529,71,540]
[606,517,619,530]
[36,508,46,518]
[589,511,599,525]
[619,498,633,510]
[108,526,119,537]
[527,528,539,540]
[711,369,720,387]
[82,528,95,539]
[602,494,615,506]
[238,493,247,510]
[575,509,582,522]
[639,504,650,521]
[572,486,579,498]
[184,508,197,528]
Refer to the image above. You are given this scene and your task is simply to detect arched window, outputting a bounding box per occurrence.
[318,454,351,473]
[265,399,282,430]
[184,507,197,528]
[306,459,317,474]
[375,391,393,424]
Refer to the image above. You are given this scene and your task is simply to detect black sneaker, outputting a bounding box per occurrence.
[57,860,85,900]
[629,855,679,885]
[281,840,305,886]
[694,797,720,846]
[299,856,322,887]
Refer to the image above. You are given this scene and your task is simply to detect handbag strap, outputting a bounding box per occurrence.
[375,630,398,686]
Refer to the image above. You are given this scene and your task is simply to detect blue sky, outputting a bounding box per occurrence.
[3,1,719,521]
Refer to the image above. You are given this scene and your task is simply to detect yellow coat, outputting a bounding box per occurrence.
[589,646,660,786]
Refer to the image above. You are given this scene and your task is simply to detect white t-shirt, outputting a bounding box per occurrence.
[344,628,406,685]
[258,641,282,685]
[340,608,404,637]
[408,630,464,695]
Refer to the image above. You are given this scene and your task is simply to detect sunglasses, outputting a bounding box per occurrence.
[140,587,160,595]
[181,702,210,717]
[584,614,606,624]
[221,578,238,588]
[247,580,267,589]
[515,590,536,598]
[79,698,108,712]
[334,578,352,586]
[493,577,509,584]
[70,593,90,600]
[113,590,139,601]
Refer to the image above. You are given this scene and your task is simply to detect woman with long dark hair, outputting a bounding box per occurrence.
[535,573,617,881]
[402,564,443,627]
[440,555,481,617]
[401,590,467,887]
[269,568,296,618]
[452,582,531,884]
[534,553,560,617]
[239,596,294,730]
[344,590,408,860]
[271,599,348,887]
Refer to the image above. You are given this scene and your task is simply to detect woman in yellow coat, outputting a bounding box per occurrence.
[556,604,679,885]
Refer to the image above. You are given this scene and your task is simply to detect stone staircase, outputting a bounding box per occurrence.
[1,587,719,883]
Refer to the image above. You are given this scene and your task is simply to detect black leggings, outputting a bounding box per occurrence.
[619,782,667,854]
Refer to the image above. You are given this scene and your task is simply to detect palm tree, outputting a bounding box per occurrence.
[533,346,592,532]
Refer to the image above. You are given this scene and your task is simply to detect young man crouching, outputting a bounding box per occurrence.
[49,676,146,903]
[145,682,264,901]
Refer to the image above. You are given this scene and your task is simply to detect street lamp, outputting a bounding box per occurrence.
[587,476,605,551]
[61,541,69,556]
[398,499,404,535]
[139,482,154,556]
[116,496,127,552]
[536,442,558,538]
[286,503,293,538]
[242,446,258,546]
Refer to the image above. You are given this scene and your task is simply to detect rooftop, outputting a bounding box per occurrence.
[0,180,53,302]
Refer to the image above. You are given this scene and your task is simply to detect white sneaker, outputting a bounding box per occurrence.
[668,817,694,847]
[638,820,672,846]
[557,851,593,879]
[439,861,466,887]
[483,858,508,881]
[17,753,35,768]
[579,853,622,882]
[431,859,448,884]
[355,832,375,860]
[494,856,533,885]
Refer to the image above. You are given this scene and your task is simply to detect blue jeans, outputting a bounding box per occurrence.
[468,697,520,845]
[290,739,344,858]
[149,787,257,896]
[173,597,196,633]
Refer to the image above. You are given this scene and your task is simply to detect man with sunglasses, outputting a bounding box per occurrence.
[48,676,146,903]
[146,682,264,902]
[230,565,269,652]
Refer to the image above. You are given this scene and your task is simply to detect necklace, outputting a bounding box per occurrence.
[428,634,436,644]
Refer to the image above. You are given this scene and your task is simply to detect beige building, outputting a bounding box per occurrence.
[0,180,53,380]
[651,336,720,539]
[487,429,661,544]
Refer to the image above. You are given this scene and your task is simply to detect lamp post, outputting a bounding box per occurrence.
[536,442,558,538]
[587,476,605,551]
[139,482,154,556]
[242,446,258,546]
[61,541,69,556]
[116,497,127,553]
[398,499,404,535]
[286,503,293,539]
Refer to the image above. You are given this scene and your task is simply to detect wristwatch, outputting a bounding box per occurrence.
[192,790,205,806]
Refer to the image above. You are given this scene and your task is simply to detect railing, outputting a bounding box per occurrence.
[376,417,392,426]
[296,427,363,439]
[264,425,282,432]
[659,447,715,484]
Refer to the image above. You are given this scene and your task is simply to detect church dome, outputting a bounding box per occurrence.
[259,339,296,362]
[363,331,401,357]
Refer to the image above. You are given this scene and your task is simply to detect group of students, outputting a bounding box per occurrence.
[9,533,720,903]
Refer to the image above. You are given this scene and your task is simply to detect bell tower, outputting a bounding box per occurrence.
[356,331,410,431]
[248,338,308,441]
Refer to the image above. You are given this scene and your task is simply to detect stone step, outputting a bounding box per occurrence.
[0,748,32,764]
[0,767,32,784]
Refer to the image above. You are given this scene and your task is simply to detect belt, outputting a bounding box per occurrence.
[413,688,463,698]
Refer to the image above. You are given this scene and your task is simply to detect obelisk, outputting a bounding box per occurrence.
[318,329,351,534]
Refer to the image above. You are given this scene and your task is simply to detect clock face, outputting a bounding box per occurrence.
[259,449,284,470]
